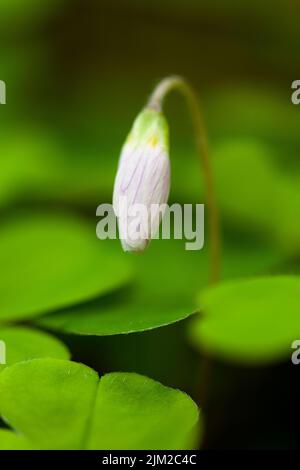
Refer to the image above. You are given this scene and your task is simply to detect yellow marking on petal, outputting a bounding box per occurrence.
[148,135,158,148]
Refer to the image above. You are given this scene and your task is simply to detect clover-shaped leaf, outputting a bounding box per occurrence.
[0,326,70,371]
[0,213,132,323]
[190,276,300,364]
[37,237,284,336]
[0,358,200,450]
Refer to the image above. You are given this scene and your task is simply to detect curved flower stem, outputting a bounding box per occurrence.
[148,76,221,283]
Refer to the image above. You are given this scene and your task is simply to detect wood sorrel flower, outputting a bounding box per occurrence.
[112,75,220,282]
[113,108,170,252]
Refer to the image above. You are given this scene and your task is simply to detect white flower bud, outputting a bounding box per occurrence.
[113,108,170,252]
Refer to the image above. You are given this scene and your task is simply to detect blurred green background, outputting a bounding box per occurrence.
[1,0,300,449]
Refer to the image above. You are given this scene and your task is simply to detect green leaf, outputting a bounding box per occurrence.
[37,237,284,336]
[190,276,300,364]
[37,295,194,336]
[0,326,70,371]
[88,372,200,450]
[0,212,132,322]
[0,430,33,450]
[0,359,99,449]
[37,238,203,335]
[0,358,200,450]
